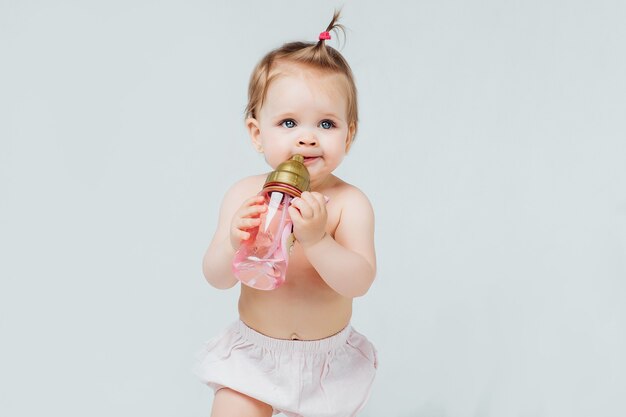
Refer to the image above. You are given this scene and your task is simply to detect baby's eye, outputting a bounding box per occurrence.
[280,119,296,128]
[319,120,335,129]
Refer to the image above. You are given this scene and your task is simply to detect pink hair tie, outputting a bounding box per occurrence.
[319,31,331,41]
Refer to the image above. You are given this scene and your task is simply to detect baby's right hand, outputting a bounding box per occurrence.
[230,195,267,250]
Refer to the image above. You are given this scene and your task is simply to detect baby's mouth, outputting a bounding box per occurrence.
[303,156,320,163]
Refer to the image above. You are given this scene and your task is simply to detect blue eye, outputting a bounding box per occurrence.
[281,119,296,128]
[320,120,335,129]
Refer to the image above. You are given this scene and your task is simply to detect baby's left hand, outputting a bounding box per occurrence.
[288,191,329,247]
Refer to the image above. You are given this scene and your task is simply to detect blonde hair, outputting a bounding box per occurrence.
[245,10,359,137]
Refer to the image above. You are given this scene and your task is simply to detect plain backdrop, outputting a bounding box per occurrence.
[1,1,625,416]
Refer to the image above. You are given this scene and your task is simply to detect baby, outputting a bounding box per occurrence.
[194,11,377,417]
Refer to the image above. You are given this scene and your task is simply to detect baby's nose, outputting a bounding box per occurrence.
[298,138,317,146]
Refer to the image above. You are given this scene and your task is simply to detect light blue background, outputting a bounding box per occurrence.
[1,1,625,416]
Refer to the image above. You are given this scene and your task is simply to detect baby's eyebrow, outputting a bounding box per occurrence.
[320,114,347,123]
[312,112,338,120]
[274,112,298,119]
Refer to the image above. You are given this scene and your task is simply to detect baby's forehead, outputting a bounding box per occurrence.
[268,62,345,90]
[266,62,348,100]
[263,78,348,117]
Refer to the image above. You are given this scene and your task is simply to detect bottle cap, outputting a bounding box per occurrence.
[263,155,310,197]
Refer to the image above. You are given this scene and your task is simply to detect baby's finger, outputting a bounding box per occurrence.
[239,203,267,218]
[309,192,328,210]
[236,217,262,230]
[239,230,251,241]
[241,195,265,208]
[287,205,302,222]
[290,197,313,218]
[300,192,322,216]
[311,192,329,206]
[231,226,251,241]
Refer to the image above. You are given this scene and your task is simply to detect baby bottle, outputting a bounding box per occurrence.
[232,155,310,290]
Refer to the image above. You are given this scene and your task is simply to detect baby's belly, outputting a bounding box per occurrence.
[238,267,352,340]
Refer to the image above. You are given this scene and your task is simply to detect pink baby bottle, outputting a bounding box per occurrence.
[232,155,310,290]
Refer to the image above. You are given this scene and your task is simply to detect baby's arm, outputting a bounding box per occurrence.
[290,188,376,298]
[202,177,266,289]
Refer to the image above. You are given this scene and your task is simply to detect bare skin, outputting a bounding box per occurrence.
[210,388,273,417]
[203,172,375,340]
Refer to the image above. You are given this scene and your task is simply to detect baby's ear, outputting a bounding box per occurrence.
[345,122,356,153]
[246,117,263,153]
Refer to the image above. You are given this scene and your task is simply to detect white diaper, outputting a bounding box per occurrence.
[193,320,378,417]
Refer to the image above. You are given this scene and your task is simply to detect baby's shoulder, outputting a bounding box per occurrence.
[231,173,267,191]
[328,178,373,211]
[219,174,268,208]
[328,178,375,237]
[224,174,267,196]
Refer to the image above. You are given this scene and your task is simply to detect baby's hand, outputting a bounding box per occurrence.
[230,195,267,250]
[288,191,329,247]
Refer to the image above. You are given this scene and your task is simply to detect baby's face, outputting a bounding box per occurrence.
[247,63,354,184]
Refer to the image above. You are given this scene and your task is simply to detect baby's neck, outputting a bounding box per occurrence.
[309,174,339,192]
